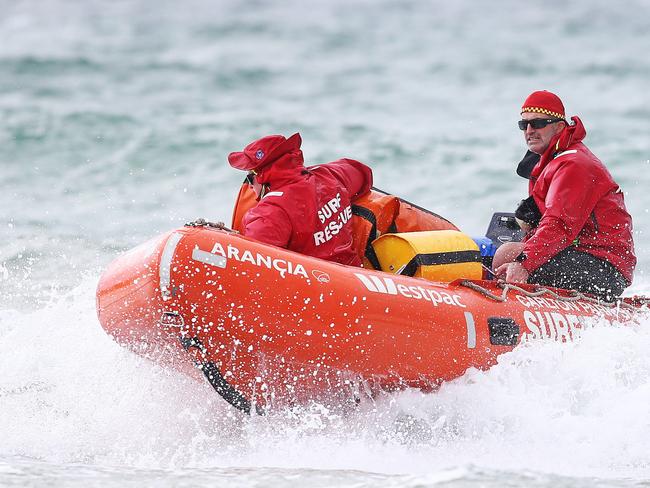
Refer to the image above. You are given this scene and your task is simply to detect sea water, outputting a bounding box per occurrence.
[1,0,649,486]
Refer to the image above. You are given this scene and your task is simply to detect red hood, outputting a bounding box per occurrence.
[255,150,306,188]
[531,116,586,179]
[554,115,586,152]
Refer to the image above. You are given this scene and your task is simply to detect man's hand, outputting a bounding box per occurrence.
[494,262,530,283]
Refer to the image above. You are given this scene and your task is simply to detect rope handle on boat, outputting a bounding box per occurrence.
[185,218,238,233]
[458,280,649,311]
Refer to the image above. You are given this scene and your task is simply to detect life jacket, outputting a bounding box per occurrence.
[351,189,459,269]
[393,199,459,234]
[231,181,258,232]
[351,191,401,269]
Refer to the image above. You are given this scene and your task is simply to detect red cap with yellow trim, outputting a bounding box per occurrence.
[521,90,565,120]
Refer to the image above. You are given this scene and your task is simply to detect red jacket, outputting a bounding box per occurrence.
[522,116,636,283]
[241,151,373,266]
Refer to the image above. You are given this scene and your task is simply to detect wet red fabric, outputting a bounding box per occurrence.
[241,151,372,266]
[522,116,636,283]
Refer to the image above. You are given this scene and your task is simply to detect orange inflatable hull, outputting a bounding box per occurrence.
[96,226,645,413]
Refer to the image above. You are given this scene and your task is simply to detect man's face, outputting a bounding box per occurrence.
[521,112,566,154]
[247,171,268,200]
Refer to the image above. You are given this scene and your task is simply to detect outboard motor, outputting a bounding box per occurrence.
[473,212,525,277]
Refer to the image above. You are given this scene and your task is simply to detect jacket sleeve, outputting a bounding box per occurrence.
[323,158,373,199]
[521,158,612,272]
[241,202,293,249]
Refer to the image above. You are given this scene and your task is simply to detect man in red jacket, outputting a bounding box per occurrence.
[494,91,636,300]
[228,132,373,267]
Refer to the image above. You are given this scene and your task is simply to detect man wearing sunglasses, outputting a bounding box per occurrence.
[228,133,373,266]
[494,90,635,300]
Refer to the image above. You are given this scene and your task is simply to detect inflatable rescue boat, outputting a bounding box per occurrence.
[96,187,648,413]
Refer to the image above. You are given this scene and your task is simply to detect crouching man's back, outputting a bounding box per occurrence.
[228,133,373,266]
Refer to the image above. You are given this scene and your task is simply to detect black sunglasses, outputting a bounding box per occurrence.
[518,118,564,130]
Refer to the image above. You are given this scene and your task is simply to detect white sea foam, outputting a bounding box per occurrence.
[0,278,648,485]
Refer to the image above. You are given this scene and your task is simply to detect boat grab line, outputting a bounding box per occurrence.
[458,280,642,311]
[185,218,236,233]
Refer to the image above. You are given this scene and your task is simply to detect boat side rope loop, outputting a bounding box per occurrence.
[185,218,238,233]
[458,280,647,311]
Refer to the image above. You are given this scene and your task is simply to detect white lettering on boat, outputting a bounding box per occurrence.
[515,295,632,321]
[210,242,308,279]
[354,273,465,308]
[521,310,584,342]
